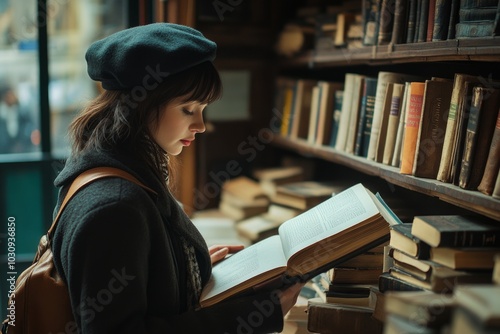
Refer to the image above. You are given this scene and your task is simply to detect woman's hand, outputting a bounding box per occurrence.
[278,282,305,316]
[209,244,245,265]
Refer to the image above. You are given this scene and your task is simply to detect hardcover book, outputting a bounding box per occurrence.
[411,215,500,248]
[199,183,400,308]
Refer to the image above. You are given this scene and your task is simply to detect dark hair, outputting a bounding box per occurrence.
[69,61,222,186]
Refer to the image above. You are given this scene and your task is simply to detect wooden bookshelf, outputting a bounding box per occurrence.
[272,135,500,222]
[281,38,500,68]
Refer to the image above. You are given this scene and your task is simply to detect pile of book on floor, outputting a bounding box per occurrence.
[380,214,500,333]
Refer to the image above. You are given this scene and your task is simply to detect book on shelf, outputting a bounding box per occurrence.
[345,75,366,154]
[367,71,422,162]
[276,77,296,137]
[412,79,454,179]
[430,247,500,270]
[270,180,345,210]
[452,284,500,329]
[382,82,404,165]
[478,108,500,195]
[411,215,500,248]
[377,0,395,45]
[362,0,380,46]
[354,76,378,157]
[384,290,455,327]
[335,73,362,151]
[315,81,344,146]
[437,73,481,183]
[426,0,437,42]
[406,0,419,43]
[459,7,498,22]
[432,0,453,41]
[391,82,411,167]
[389,263,492,293]
[290,79,317,140]
[459,87,500,190]
[199,183,400,308]
[390,0,410,45]
[447,0,460,39]
[307,298,383,334]
[390,223,432,259]
[374,82,395,162]
[329,90,344,148]
[307,84,321,145]
[400,81,426,175]
[235,204,302,243]
[416,0,430,42]
[455,5,500,38]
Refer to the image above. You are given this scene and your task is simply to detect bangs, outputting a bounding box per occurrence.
[171,61,223,104]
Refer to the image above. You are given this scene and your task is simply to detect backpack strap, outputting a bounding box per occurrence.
[47,167,157,239]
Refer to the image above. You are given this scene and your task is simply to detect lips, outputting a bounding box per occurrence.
[180,139,192,146]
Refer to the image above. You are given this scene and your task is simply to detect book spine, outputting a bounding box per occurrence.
[464,88,500,189]
[345,76,366,154]
[383,83,404,164]
[477,109,500,195]
[413,0,423,42]
[355,79,370,156]
[329,90,344,148]
[378,273,424,292]
[378,0,395,45]
[406,0,418,42]
[375,83,395,162]
[391,0,409,45]
[336,74,357,151]
[363,0,381,45]
[459,7,498,21]
[392,82,411,167]
[280,87,294,137]
[413,80,453,179]
[440,230,500,247]
[459,0,498,8]
[417,0,430,42]
[459,86,484,189]
[427,0,437,42]
[447,0,460,39]
[361,80,378,157]
[432,0,452,41]
[455,21,495,38]
[400,82,425,174]
[307,85,321,145]
[437,74,470,183]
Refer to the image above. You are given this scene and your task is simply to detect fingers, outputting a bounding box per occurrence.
[208,244,244,255]
[210,247,229,265]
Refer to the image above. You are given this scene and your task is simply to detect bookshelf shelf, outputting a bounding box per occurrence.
[272,135,500,222]
[280,38,500,68]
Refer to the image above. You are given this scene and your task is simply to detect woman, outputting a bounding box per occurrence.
[51,23,303,333]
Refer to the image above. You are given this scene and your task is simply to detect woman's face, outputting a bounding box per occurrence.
[150,96,207,156]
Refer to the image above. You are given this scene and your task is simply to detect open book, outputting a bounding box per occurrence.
[199,183,401,308]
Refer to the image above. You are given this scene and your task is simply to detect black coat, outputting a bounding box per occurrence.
[52,148,283,333]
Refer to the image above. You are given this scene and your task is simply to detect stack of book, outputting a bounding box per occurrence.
[252,165,306,197]
[218,176,269,221]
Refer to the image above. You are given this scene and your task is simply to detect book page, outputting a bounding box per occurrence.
[278,183,380,260]
[199,235,287,304]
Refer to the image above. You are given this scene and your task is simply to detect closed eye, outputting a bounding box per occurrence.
[182,108,194,116]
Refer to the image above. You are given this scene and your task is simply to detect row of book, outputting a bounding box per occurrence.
[275,71,500,198]
[304,214,500,333]
[277,0,500,57]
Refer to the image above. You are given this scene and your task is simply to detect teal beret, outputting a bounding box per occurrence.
[85,23,217,90]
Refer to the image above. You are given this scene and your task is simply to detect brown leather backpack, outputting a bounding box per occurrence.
[1,167,155,334]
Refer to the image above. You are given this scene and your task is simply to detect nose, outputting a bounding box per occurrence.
[190,114,206,134]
